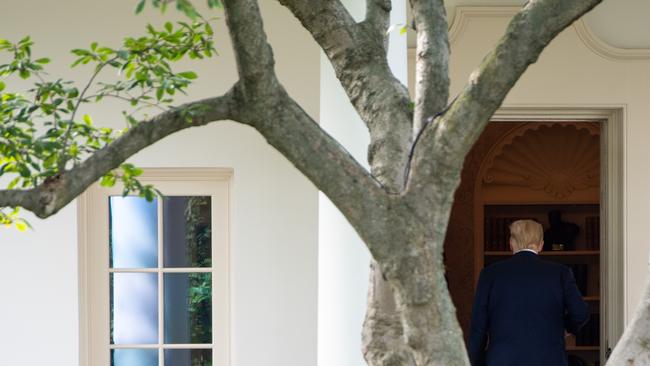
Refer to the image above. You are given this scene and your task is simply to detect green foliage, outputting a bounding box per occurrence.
[136,0,222,21]
[100,163,161,201]
[0,1,219,228]
[0,206,31,231]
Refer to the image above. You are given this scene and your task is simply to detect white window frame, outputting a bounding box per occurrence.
[78,168,232,366]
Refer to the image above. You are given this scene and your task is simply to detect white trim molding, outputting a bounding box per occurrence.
[447,6,522,46]
[442,6,650,62]
[573,20,650,62]
[78,167,233,366]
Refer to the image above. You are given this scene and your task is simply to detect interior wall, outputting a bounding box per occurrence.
[409,7,650,331]
[0,1,319,365]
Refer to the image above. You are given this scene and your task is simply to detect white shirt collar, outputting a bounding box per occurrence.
[515,248,538,255]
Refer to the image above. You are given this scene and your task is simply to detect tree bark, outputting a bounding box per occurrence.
[409,0,449,134]
[363,261,416,366]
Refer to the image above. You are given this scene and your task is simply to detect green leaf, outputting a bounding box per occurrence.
[143,187,155,202]
[207,0,222,8]
[83,114,93,126]
[100,173,116,187]
[19,69,30,79]
[35,57,50,64]
[125,114,139,127]
[116,50,130,60]
[15,221,28,232]
[165,22,173,33]
[17,164,30,177]
[135,0,146,14]
[178,71,197,80]
[7,177,20,189]
[0,81,5,92]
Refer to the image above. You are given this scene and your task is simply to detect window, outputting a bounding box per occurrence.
[79,169,231,366]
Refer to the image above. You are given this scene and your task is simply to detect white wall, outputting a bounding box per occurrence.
[0,1,319,365]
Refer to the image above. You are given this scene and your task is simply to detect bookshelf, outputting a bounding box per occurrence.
[473,122,602,365]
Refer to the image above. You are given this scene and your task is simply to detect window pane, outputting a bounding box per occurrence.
[110,196,158,268]
[164,273,212,344]
[163,196,212,268]
[111,273,158,344]
[111,349,158,366]
[164,349,212,366]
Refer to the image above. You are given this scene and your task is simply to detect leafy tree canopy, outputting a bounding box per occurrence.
[0,0,219,229]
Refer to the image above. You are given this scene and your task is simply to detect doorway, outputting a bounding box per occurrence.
[444,116,624,365]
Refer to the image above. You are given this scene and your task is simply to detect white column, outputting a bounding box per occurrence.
[318,2,408,365]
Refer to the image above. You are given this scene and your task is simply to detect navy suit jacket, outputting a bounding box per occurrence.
[468,251,590,366]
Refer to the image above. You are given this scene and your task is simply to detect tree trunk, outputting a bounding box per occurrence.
[363,261,416,366]
[385,236,469,366]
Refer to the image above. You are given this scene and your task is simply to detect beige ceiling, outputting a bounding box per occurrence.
[407,0,650,49]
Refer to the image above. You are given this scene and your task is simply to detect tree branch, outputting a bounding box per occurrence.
[235,86,389,246]
[407,0,603,200]
[409,0,449,134]
[278,0,412,190]
[366,0,392,42]
[0,92,237,218]
[222,0,277,97]
[223,0,390,245]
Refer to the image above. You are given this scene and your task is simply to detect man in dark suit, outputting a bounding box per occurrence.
[468,219,590,366]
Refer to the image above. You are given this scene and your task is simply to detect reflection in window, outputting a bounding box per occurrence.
[111,349,158,366]
[164,196,212,268]
[110,197,158,268]
[111,273,158,344]
[164,349,212,366]
[165,273,212,344]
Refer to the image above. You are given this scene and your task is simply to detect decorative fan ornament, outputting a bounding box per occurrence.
[482,123,600,199]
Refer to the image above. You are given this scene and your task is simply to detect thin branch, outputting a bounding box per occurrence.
[409,0,449,134]
[70,57,118,123]
[0,91,237,218]
[58,57,118,171]
[278,0,413,191]
[407,0,603,201]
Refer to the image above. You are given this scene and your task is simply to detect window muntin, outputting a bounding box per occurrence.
[108,195,214,365]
